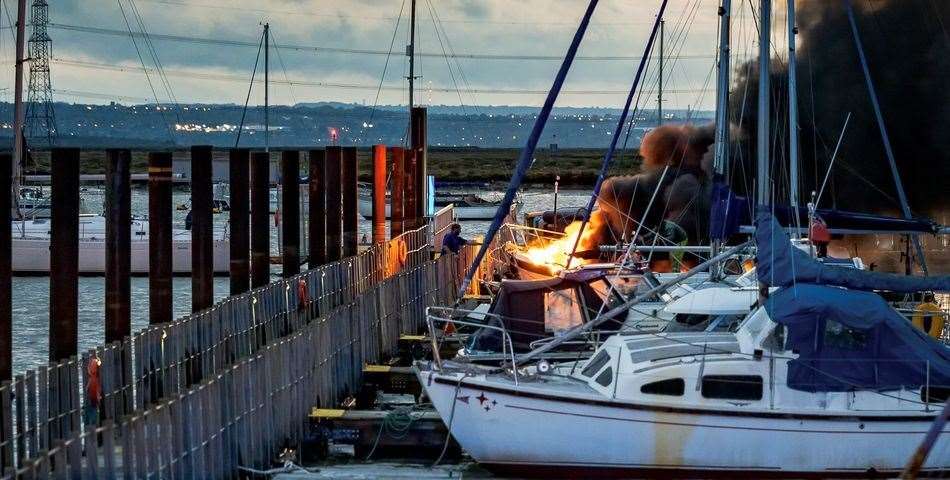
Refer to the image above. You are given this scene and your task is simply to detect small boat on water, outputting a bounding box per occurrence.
[357,183,502,220]
[11,214,230,275]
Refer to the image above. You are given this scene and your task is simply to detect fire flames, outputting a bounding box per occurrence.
[522,213,605,274]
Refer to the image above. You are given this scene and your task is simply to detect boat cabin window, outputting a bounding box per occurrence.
[581,350,611,378]
[544,289,584,335]
[640,378,685,396]
[667,314,743,332]
[823,320,868,351]
[595,367,614,387]
[701,375,763,401]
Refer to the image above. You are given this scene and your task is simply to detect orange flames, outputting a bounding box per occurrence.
[522,213,605,274]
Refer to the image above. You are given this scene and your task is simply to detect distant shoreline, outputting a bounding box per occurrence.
[22,147,643,187]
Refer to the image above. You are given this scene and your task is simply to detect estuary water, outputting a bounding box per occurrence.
[11,186,591,374]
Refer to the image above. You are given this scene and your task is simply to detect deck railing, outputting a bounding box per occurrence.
[0,217,477,477]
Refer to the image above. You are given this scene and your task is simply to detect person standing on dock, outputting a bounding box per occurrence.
[441,223,468,255]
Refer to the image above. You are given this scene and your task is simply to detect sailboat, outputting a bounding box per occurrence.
[418,0,950,475]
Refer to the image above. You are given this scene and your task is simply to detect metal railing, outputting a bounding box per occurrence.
[0,214,477,477]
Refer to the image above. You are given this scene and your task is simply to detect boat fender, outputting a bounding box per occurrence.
[297,279,310,309]
[912,302,944,338]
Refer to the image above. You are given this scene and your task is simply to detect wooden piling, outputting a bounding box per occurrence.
[341,147,358,257]
[49,148,80,362]
[251,151,270,288]
[191,145,214,313]
[281,151,300,276]
[325,146,343,262]
[404,149,418,230]
[0,153,10,380]
[390,147,405,238]
[410,107,428,218]
[105,149,132,343]
[148,152,173,325]
[228,149,250,295]
[371,145,387,244]
[308,150,326,268]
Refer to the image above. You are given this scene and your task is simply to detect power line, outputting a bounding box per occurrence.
[134,0,713,27]
[52,57,716,96]
[49,22,717,62]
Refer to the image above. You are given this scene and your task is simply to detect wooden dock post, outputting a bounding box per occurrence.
[325,146,343,262]
[148,152,173,325]
[0,153,10,380]
[49,148,80,362]
[105,149,132,343]
[404,149,418,230]
[308,149,327,268]
[341,147,358,257]
[229,148,250,295]
[281,150,300,276]
[410,107,428,219]
[251,151,270,288]
[191,145,214,312]
[390,147,405,238]
[372,145,387,244]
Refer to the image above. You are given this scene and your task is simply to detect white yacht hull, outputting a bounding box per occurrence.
[419,369,949,477]
[12,236,230,274]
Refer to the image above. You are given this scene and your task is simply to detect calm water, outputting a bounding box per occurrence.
[10,186,591,374]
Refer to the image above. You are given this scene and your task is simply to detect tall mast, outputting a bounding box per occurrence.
[263,23,269,153]
[713,0,731,177]
[408,0,417,119]
[756,0,771,207]
[12,0,27,202]
[657,18,664,125]
[787,0,800,214]
[710,0,732,280]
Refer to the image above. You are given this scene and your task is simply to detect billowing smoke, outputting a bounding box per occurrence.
[593,123,715,256]
[730,0,950,218]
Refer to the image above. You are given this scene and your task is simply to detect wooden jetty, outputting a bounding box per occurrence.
[0,129,488,477]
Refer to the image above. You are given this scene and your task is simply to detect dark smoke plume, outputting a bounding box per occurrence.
[730,0,950,218]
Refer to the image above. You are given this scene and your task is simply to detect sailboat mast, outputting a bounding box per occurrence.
[657,18,664,125]
[710,0,732,280]
[787,0,800,213]
[408,0,416,116]
[12,0,27,202]
[264,23,269,153]
[713,0,731,177]
[756,0,771,206]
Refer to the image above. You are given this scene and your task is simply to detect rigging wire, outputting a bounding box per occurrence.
[361,0,406,138]
[268,29,299,106]
[49,22,715,62]
[423,0,467,114]
[115,0,176,143]
[234,28,265,148]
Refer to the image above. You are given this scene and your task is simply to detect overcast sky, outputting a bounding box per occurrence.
[0,0,785,108]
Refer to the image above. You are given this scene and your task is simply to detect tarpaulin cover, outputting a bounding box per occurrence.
[765,284,950,392]
[755,210,950,292]
[709,181,749,240]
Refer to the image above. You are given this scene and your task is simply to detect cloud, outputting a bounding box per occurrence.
[21,0,723,107]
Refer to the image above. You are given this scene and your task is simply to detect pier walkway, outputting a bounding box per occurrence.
[0,216,479,478]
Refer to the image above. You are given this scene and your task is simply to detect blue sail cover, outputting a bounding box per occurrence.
[755,210,950,292]
[765,285,950,392]
[708,185,939,239]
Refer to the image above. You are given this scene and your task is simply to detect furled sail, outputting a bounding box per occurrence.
[755,210,950,292]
